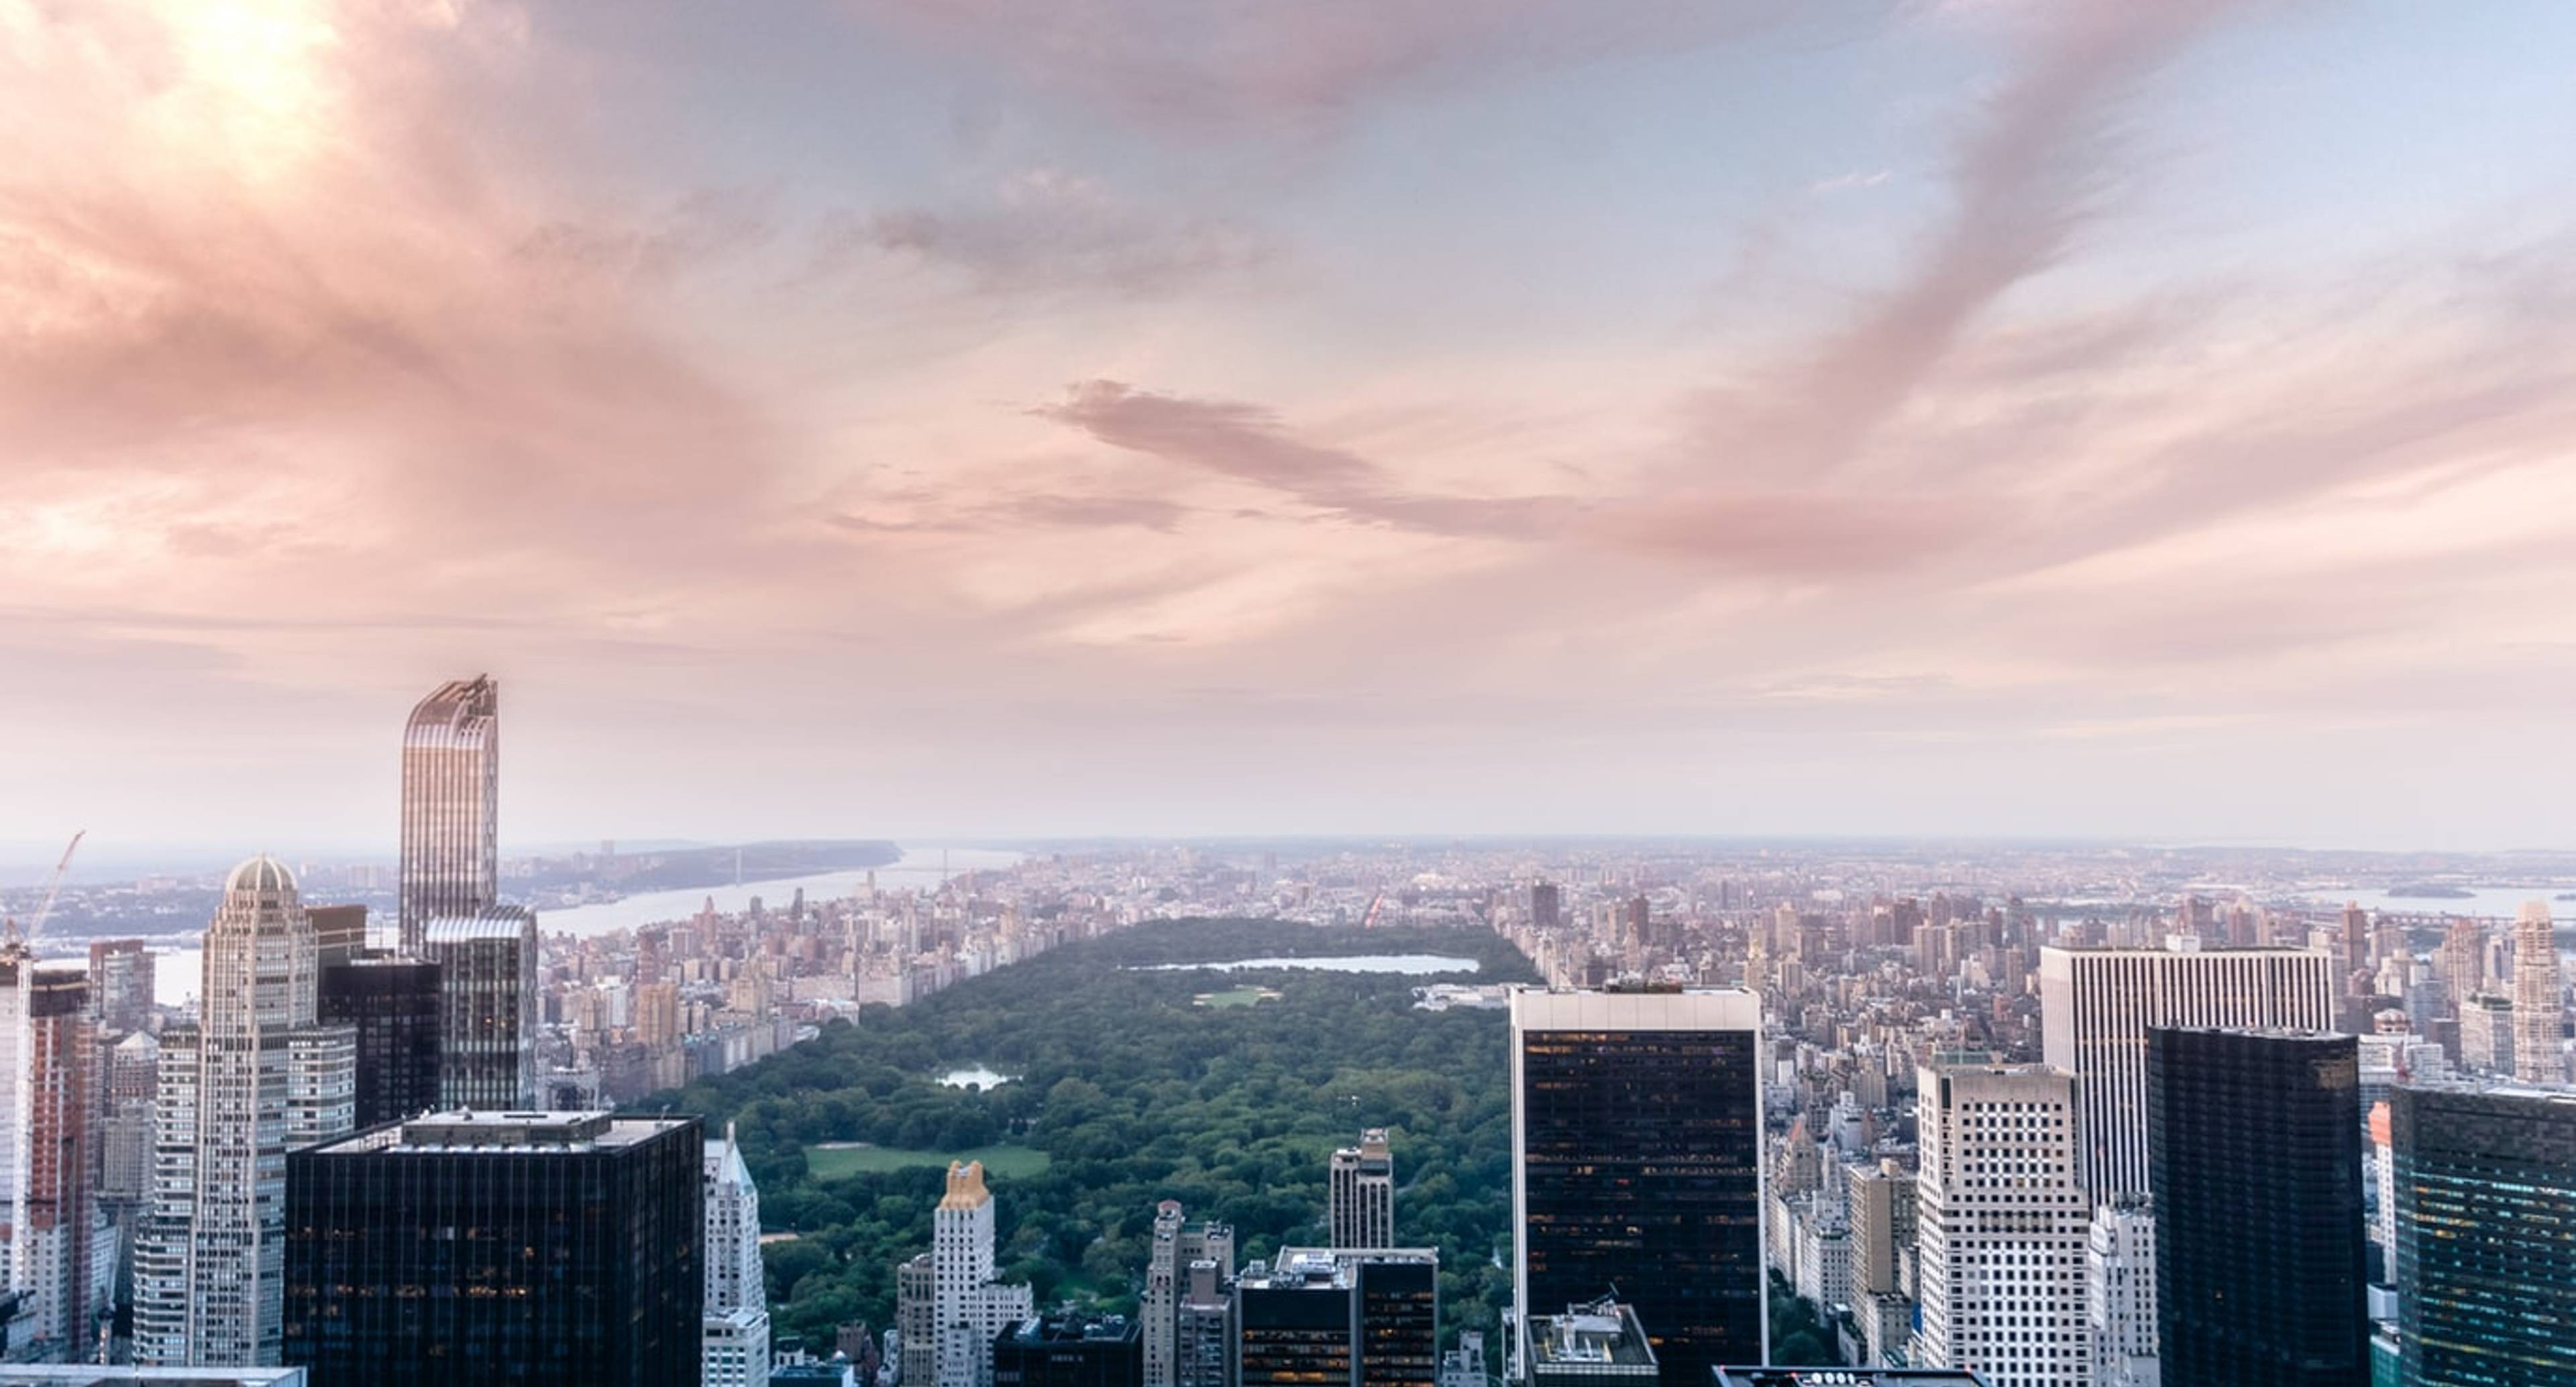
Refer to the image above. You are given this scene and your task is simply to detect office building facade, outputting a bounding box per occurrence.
[2086,1202,2158,1387]
[422,910,539,1110]
[85,939,156,1036]
[1234,1248,1438,1387]
[11,968,102,1358]
[1328,1130,1395,1250]
[1913,1060,2090,1387]
[930,1162,1035,1387]
[282,1110,702,1387]
[2040,946,2336,1198]
[1511,987,1765,1387]
[2147,1028,2366,1387]
[134,856,356,1369]
[398,675,500,953]
[992,1315,1144,1387]
[318,956,444,1128]
[2391,1084,2576,1387]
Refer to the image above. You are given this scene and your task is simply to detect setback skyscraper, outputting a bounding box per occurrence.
[2039,944,2336,1199]
[422,910,538,1110]
[2509,901,2563,1085]
[11,968,102,1359]
[282,1110,703,1387]
[2391,1083,2576,1387]
[398,675,499,953]
[1328,1129,1395,1250]
[2147,1028,2367,1387]
[1511,987,1765,1386]
[1912,1058,2090,1387]
[134,856,357,1369]
[706,1123,773,1387]
[1142,1201,1234,1387]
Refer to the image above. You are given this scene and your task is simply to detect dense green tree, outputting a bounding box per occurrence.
[641,921,1538,1347]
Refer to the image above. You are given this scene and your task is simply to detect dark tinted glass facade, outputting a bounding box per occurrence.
[2147,1028,2367,1387]
[319,958,445,1128]
[1238,1278,1354,1387]
[2393,1086,2576,1387]
[283,1115,704,1387]
[1236,1252,1437,1387]
[1518,1028,1762,1387]
[1356,1258,1437,1387]
[992,1318,1144,1387]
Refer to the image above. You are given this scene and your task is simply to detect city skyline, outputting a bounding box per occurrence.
[11,2,2576,851]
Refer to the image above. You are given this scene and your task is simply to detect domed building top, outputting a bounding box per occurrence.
[224,854,297,896]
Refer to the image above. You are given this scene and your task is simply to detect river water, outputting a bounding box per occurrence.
[2297,886,2575,920]
[111,843,1024,1010]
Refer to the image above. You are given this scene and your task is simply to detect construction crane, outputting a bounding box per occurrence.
[3,830,85,948]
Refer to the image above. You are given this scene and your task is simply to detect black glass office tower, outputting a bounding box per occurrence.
[319,956,444,1128]
[2147,1028,2367,1387]
[1236,1249,1439,1387]
[1511,989,1764,1387]
[283,1111,702,1387]
[992,1314,1145,1387]
[2392,1084,2576,1387]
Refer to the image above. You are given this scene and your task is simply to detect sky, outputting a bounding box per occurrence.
[8,0,2576,856]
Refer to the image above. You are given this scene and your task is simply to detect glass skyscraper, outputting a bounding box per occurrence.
[2392,1083,2576,1387]
[1511,987,1765,1387]
[399,675,500,954]
[284,1110,704,1387]
[2147,1027,2368,1387]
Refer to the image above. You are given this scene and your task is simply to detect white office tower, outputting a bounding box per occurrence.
[706,1124,771,1387]
[2511,901,2565,1085]
[2087,1202,2159,1387]
[1913,1058,2092,1387]
[1329,1128,1395,1248]
[931,1162,1032,1387]
[2040,945,2334,1199]
[133,856,356,1368]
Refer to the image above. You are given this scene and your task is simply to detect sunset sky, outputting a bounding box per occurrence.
[8,0,2576,856]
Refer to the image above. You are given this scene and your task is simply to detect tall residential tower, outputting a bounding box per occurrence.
[398,676,500,953]
[1328,1128,1395,1249]
[2510,901,2563,1086]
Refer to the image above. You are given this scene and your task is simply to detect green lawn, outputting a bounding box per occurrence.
[805,1142,1054,1180]
[1194,985,1281,1008]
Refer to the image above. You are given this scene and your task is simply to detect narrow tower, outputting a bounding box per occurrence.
[398,675,500,953]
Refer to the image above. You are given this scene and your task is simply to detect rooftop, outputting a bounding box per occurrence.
[1711,1372,1991,1387]
[1523,1302,1656,1372]
[307,1110,692,1155]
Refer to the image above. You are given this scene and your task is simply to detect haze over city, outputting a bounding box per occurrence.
[13,0,2576,852]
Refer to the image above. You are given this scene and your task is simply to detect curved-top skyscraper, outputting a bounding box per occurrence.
[399,675,498,953]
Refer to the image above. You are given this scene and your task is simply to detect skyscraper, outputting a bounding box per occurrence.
[1142,1201,1235,1387]
[1511,987,1765,1386]
[1912,1058,2090,1387]
[2392,1083,2576,1387]
[2458,993,2514,1076]
[2439,920,2483,1008]
[398,675,499,954]
[85,938,156,1035]
[2086,1202,2159,1387]
[134,856,357,1369]
[11,968,102,1358]
[2147,1028,2367,1387]
[1328,1129,1395,1249]
[706,1123,771,1387]
[2039,945,2336,1199]
[422,909,538,1110]
[2341,904,2371,990]
[2509,901,2563,1085]
[317,956,443,1127]
[282,1110,703,1387]
[930,1162,1035,1387]
[1235,1248,1438,1387]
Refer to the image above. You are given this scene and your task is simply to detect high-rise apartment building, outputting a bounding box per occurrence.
[2439,920,2483,1009]
[1329,1129,1395,1250]
[11,968,102,1358]
[2039,945,2335,1198]
[1912,1059,2090,1387]
[305,905,368,968]
[85,939,155,1035]
[1511,988,1765,1386]
[422,909,538,1110]
[930,1162,1035,1387]
[2508,901,2563,1085]
[2391,1083,2576,1387]
[2147,1029,2366,1387]
[1235,1248,1438,1387]
[1142,1201,1235,1387]
[282,1110,703,1387]
[398,675,500,953]
[2086,1202,2158,1387]
[1174,1258,1232,1387]
[2458,994,2514,1076]
[706,1124,771,1387]
[133,856,357,1370]
[2341,905,2371,989]
[1531,884,1562,932]
[317,956,443,1128]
